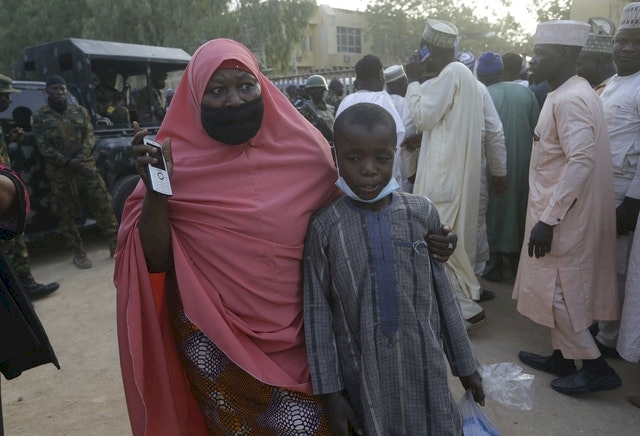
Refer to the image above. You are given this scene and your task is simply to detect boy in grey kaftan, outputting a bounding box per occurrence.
[303,102,483,436]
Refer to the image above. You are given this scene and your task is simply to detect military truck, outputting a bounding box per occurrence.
[0,38,190,239]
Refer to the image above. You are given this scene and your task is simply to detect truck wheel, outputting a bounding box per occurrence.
[112,174,140,223]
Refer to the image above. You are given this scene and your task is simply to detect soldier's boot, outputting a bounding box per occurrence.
[73,250,93,269]
[20,273,60,301]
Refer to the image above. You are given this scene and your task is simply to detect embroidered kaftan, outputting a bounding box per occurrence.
[304,191,477,436]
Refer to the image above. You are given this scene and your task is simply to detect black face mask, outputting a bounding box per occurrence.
[200,96,264,145]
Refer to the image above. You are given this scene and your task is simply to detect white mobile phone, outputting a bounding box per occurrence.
[143,137,172,196]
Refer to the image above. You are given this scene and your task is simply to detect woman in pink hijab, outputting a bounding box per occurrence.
[115,38,457,435]
[115,39,339,435]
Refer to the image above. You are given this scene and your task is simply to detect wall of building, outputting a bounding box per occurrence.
[570,0,631,30]
[291,5,373,75]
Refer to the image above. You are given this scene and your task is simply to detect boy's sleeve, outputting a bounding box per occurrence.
[303,216,344,395]
[426,201,477,377]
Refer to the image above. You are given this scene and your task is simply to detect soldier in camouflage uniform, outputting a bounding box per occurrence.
[94,69,131,127]
[134,72,168,126]
[325,78,344,112]
[32,75,118,269]
[0,73,59,299]
[297,75,335,143]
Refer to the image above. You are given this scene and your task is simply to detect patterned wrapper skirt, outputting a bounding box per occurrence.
[168,286,331,435]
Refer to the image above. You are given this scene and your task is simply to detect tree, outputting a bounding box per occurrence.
[0,0,87,74]
[364,0,530,65]
[530,0,571,22]
[214,0,317,73]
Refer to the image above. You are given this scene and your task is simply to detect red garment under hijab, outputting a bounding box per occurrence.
[115,38,338,435]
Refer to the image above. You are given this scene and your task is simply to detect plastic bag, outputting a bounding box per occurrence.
[478,362,535,410]
[459,390,502,436]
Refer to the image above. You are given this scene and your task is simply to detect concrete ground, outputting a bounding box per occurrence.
[2,231,639,435]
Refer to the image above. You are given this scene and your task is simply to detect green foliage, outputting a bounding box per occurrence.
[0,0,313,75]
[0,0,87,75]
[530,0,571,22]
[365,0,532,63]
[215,0,317,73]
[0,0,568,77]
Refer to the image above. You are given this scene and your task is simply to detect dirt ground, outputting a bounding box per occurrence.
[2,230,639,435]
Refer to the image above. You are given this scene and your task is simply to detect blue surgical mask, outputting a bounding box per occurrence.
[335,176,399,204]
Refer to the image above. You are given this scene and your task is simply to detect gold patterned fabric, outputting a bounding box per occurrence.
[168,287,330,435]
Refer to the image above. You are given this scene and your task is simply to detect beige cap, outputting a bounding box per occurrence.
[582,33,614,54]
[384,65,406,83]
[620,2,640,30]
[0,73,20,94]
[421,18,458,48]
[534,20,590,47]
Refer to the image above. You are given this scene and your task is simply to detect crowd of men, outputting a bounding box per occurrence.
[0,1,638,412]
[291,3,640,403]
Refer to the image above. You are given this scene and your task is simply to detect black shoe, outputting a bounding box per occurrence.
[551,366,622,397]
[482,269,503,282]
[518,350,577,377]
[595,340,621,359]
[21,275,60,301]
[476,289,495,302]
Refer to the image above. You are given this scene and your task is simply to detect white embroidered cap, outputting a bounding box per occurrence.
[421,18,458,48]
[620,2,640,30]
[534,20,591,47]
[582,33,615,54]
[383,65,406,83]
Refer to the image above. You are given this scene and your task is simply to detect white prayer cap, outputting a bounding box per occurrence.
[620,2,640,30]
[534,20,590,47]
[384,65,406,83]
[582,34,615,54]
[421,18,458,48]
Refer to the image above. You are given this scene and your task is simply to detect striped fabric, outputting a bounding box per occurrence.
[304,191,477,435]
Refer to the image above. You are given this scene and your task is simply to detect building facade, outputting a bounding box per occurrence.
[570,0,632,30]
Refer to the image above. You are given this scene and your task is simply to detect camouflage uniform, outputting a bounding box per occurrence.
[325,92,342,114]
[135,86,166,126]
[32,103,118,255]
[95,85,131,127]
[298,100,335,143]
[0,126,31,278]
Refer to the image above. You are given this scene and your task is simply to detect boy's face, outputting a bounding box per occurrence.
[334,123,396,207]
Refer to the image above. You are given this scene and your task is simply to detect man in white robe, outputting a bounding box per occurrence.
[404,19,486,328]
[514,20,621,397]
[458,52,508,279]
[594,3,640,361]
[384,64,418,193]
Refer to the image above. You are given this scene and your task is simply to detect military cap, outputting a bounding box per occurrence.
[0,74,21,94]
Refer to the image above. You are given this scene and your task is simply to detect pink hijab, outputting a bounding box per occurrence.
[115,39,338,435]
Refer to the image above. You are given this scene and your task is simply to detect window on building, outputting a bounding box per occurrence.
[337,27,362,54]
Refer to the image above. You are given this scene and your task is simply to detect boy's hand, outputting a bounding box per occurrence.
[321,391,363,436]
[426,224,457,262]
[401,133,422,152]
[460,370,485,406]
